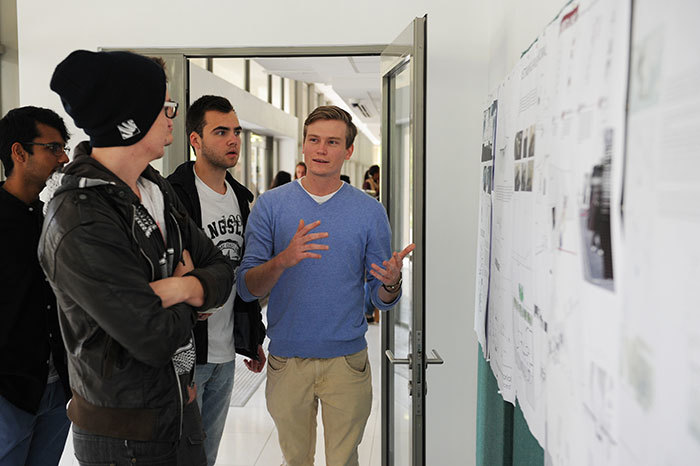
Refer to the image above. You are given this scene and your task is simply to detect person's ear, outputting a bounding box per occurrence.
[10,142,29,166]
[189,132,201,153]
[345,144,354,160]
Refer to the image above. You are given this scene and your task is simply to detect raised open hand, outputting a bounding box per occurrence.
[277,219,329,269]
[370,243,416,288]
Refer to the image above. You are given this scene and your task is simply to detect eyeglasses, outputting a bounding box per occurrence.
[22,142,70,157]
[163,101,179,119]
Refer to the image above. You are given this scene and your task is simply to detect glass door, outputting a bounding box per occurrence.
[381,16,441,466]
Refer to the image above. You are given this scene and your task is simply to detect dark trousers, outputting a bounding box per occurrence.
[0,381,70,466]
[72,401,206,466]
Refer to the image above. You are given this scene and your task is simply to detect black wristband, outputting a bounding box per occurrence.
[382,272,402,293]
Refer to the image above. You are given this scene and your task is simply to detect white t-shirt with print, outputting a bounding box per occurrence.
[194,168,243,363]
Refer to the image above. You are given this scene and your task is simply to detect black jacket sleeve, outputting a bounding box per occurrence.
[45,219,196,368]
[40,190,201,368]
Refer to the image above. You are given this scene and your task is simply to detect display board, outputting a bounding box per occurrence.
[474,0,700,463]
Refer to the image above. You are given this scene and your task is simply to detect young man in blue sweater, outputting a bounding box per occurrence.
[238,105,414,465]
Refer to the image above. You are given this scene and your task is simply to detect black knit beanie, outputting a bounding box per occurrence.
[50,50,166,147]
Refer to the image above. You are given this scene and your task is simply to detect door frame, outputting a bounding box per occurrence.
[380,16,428,466]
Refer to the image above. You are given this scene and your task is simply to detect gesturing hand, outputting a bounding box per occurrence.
[370,243,416,288]
[277,219,329,269]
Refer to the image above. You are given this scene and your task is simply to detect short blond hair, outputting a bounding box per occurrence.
[303,106,357,149]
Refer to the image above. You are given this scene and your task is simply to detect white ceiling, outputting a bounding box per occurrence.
[254,56,382,140]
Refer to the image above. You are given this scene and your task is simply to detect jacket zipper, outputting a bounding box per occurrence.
[131,205,155,281]
[132,188,186,440]
[172,362,184,439]
[169,209,186,440]
[169,211,184,262]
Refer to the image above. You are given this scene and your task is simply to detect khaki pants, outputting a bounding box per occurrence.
[266,348,372,466]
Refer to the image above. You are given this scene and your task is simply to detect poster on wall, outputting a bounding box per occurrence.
[474,0,630,461]
[507,29,551,441]
[542,1,629,463]
[475,99,498,355]
[488,78,518,402]
[618,0,700,464]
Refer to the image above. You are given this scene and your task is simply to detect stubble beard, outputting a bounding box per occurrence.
[201,144,237,171]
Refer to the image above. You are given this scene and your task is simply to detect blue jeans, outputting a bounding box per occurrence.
[194,361,235,466]
[72,401,206,466]
[0,381,70,466]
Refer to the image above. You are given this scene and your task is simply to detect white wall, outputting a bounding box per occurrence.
[15,0,567,463]
[0,0,18,180]
[0,0,18,118]
[486,1,567,83]
[190,63,298,141]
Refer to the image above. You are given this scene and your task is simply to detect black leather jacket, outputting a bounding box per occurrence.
[167,161,265,363]
[38,147,233,442]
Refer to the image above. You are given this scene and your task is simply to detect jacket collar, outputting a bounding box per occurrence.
[168,160,253,204]
[52,141,170,207]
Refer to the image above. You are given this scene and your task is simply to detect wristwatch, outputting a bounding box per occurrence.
[382,272,402,293]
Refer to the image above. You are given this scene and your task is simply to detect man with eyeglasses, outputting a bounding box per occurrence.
[0,106,71,465]
[167,95,266,466]
[38,50,233,465]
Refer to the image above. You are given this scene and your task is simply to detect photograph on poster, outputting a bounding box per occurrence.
[512,160,533,193]
[514,125,535,162]
[482,101,498,162]
[523,131,529,161]
[515,130,523,160]
[525,160,534,192]
[483,165,493,193]
[527,125,536,158]
[580,128,614,289]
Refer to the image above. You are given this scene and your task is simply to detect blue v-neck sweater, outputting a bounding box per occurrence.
[238,181,400,358]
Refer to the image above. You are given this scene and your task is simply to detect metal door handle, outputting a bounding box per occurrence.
[385,349,411,365]
[425,349,444,365]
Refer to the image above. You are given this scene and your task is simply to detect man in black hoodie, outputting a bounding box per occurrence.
[0,106,71,465]
[39,50,233,465]
[167,95,265,466]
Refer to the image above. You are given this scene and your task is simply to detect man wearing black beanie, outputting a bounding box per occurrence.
[38,50,234,465]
